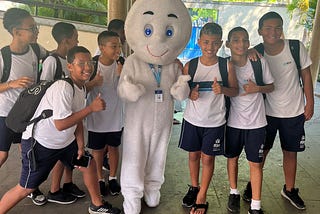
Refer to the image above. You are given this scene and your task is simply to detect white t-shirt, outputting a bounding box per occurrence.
[183,60,226,127]
[86,61,123,132]
[22,80,86,149]
[0,45,47,116]
[264,40,312,118]
[40,55,69,80]
[227,58,274,129]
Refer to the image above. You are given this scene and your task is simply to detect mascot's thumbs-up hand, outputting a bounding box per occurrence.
[118,74,146,102]
[170,74,191,101]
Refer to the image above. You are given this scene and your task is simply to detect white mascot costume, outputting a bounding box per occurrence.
[118,0,192,213]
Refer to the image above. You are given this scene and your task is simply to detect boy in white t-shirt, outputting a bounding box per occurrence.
[0,46,121,214]
[178,23,238,214]
[243,12,314,211]
[39,22,86,205]
[86,30,123,196]
[225,27,274,214]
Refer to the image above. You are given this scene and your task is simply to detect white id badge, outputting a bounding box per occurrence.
[155,89,163,102]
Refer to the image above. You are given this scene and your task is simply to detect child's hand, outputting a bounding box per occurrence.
[116,61,123,76]
[241,79,259,95]
[190,84,199,100]
[212,77,222,94]
[89,93,106,112]
[9,77,34,89]
[247,48,262,61]
[92,71,103,87]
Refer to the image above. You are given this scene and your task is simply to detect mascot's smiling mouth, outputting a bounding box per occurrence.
[147,45,168,58]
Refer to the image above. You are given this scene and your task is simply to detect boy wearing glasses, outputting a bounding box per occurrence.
[37,22,85,205]
[0,46,121,214]
[0,9,46,170]
[86,31,123,196]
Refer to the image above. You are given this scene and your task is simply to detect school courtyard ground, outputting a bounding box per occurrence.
[1,86,320,214]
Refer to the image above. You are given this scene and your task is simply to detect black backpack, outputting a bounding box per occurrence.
[5,78,74,133]
[39,52,65,80]
[1,43,41,83]
[254,39,301,85]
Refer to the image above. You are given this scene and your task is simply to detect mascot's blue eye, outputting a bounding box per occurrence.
[144,24,153,37]
[166,26,174,37]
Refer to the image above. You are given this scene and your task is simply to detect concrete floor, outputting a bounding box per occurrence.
[1,96,320,214]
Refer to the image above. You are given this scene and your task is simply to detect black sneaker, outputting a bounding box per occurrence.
[248,208,264,214]
[27,188,47,206]
[281,185,306,210]
[182,185,199,208]
[47,189,77,205]
[108,179,121,196]
[227,194,240,213]
[63,182,86,198]
[88,201,121,214]
[243,181,252,202]
[99,180,107,196]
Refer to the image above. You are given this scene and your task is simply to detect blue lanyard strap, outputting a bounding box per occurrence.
[149,64,162,88]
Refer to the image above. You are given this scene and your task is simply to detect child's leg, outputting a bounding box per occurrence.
[227,157,239,189]
[92,149,105,180]
[249,161,262,201]
[196,153,214,204]
[50,161,64,192]
[63,167,72,183]
[282,150,297,190]
[0,184,34,213]
[107,145,119,178]
[189,151,201,187]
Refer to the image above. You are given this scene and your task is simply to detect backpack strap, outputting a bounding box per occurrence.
[250,58,264,86]
[30,43,41,61]
[1,46,11,83]
[289,39,301,86]
[90,55,100,81]
[187,57,199,88]
[254,43,265,56]
[218,57,228,87]
[50,53,65,80]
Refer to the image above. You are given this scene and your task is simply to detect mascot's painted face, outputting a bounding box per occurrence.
[125,0,192,65]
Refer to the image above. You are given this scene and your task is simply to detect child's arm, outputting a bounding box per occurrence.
[301,66,314,121]
[54,93,106,131]
[85,71,103,92]
[0,77,34,92]
[212,61,238,97]
[241,80,274,96]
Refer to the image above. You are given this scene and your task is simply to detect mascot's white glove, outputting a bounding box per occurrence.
[170,74,191,101]
[119,75,146,102]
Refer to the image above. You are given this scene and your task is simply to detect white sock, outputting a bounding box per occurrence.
[230,188,240,195]
[251,199,261,210]
[98,178,105,182]
[109,176,117,181]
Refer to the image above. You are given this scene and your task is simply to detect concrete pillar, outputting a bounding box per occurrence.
[310,0,320,87]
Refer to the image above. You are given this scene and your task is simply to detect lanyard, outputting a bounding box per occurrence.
[149,64,162,88]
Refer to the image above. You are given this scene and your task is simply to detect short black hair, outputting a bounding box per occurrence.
[107,19,124,32]
[97,30,119,46]
[52,22,76,43]
[200,22,223,38]
[258,11,283,29]
[67,46,90,63]
[227,26,249,41]
[3,8,31,35]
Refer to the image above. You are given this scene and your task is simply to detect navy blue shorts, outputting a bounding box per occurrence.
[178,119,225,156]
[20,138,77,189]
[225,126,265,163]
[265,114,305,152]
[0,117,22,151]
[87,129,123,150]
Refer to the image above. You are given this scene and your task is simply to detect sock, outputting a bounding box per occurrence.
[251,199,261,210]
[109,176,117,181]
[98,178,105,182]
[230,188,240,195]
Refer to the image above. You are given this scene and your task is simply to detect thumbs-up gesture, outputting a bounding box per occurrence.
[190,84,199,100]
[92,71,103,87]
[212,77,222,94]
[241,79,258,96]
[89,93,106,112]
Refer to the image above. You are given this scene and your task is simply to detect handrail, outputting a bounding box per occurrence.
[8,0,107,17]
